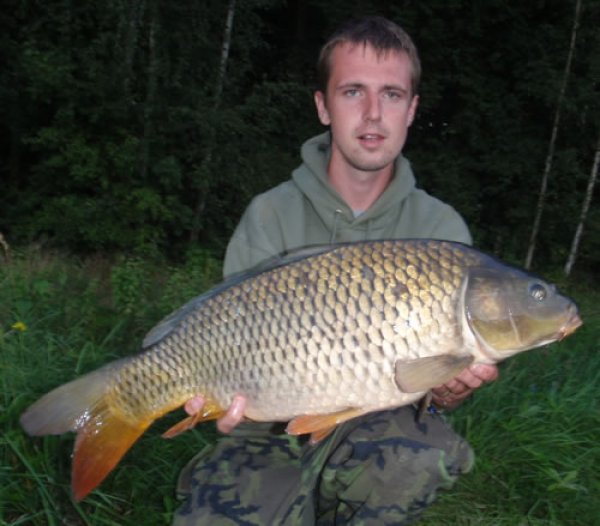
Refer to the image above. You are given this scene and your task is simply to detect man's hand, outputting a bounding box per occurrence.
[430,364,499,410]
[184,394,247,434]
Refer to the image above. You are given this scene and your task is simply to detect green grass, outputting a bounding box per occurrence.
[1,249,598,525]
[1,248,221,525]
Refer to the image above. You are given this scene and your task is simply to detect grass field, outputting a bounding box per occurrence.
[1,248,598,525]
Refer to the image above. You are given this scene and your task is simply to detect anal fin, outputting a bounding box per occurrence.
[286,407,367,443]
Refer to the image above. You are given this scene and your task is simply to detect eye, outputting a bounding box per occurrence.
[529,283,547,302]
[344,88,361,97]
[384,90,402,100]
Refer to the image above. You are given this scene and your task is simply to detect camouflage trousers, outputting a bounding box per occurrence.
[172,406,474,525]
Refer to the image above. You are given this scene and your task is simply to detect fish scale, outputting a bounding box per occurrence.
[20,239,581,501]
[131,241,463,420]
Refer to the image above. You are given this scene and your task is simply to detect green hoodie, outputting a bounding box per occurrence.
[224,132,471,277]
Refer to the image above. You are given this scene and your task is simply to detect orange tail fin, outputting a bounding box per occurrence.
[20,360,151,500]
[72,404,150,500]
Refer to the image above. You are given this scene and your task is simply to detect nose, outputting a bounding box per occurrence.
[363,92,381,122]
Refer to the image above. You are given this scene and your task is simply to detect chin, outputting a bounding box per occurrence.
[353,154,396,173]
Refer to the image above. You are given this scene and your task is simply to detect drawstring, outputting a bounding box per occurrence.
[329,209,373,243]
[330,209,343,243]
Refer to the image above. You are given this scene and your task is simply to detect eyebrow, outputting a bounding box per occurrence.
[335,82,363,90]
[382,84,409,94]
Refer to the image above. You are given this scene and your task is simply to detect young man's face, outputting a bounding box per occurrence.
[315,42,419,176]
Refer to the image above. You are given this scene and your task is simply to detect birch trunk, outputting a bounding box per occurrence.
[525,0,582,269]
[121,0,146,98]
[189,0,236,243]
[140,0,158,182]
[214,0,236,106]
[564,134,600,276]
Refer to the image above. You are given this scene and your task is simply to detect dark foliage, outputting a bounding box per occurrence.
[0,0,598,272]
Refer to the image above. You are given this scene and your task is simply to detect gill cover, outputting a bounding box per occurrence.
[464,263,577,356]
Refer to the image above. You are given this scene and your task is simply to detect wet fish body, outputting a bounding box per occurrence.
[20,239,582,500]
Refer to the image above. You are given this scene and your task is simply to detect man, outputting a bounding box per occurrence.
[173,16,497,525]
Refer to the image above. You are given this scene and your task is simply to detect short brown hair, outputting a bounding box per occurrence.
[316,16,421,96]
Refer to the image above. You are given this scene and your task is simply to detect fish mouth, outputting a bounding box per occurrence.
[558,311,583,341]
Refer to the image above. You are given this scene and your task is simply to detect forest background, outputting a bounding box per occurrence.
[0,0,598,274]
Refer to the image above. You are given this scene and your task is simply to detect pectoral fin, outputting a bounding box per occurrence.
[394,354,474,393]
[286,407,367,443]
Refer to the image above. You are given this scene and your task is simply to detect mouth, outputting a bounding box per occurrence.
[357,132,386,147]
[558,311,583,340]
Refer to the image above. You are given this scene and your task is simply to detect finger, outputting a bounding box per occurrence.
[431,387,473,410]
[434,364,499,394]
[432,377,473,397]
[451,369,485,390]
[469,363,499,383]
[184,395,205,416]
[431,385,472,403]
[431,364,499,411]
[217,394,247,434]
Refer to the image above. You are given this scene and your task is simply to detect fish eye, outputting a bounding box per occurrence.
[529,283,547,302]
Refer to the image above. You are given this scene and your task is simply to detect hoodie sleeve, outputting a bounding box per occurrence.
[223,194,285,278]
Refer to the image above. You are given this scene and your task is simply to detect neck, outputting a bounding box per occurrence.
[328,164,394,211]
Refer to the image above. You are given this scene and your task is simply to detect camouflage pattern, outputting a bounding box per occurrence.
[172,405,473,525]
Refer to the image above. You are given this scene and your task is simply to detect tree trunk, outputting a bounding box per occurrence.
[189,0,236,243]
[564,133,600,276]
[525,0,582,269]
[214,0,236,106]
[120,0,145,99]
[140,0,158,182]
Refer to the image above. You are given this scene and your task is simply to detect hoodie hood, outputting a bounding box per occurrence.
[224,132,471,276]
[291,132,417,241]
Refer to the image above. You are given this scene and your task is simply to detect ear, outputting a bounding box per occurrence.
[314,91,331,126]
[407,94,419,127]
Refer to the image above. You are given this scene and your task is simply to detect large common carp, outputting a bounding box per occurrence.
[20,239,581,500]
